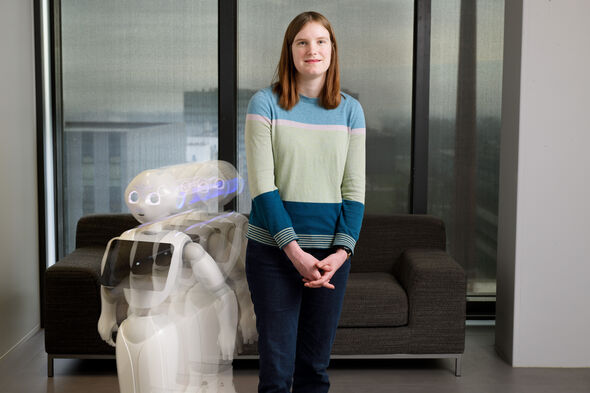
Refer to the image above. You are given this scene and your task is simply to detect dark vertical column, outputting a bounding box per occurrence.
[34,0,47,327]
[53,0,65,259]
[411,0,431,214]
[218,0,238,211]
[453,0,477,274]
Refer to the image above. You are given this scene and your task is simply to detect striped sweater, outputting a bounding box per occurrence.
[244,86,366,253]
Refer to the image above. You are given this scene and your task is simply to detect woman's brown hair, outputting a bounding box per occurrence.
[273,11,341,110]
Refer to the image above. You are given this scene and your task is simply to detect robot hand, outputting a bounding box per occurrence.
[215,290,238,361]
[218,331,235,361]
[239,313,258,345]
[98,286,121,347]
[98,311,118,347]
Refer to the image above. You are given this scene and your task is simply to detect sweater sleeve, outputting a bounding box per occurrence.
[245,90,298,248]
[332,99,366,253]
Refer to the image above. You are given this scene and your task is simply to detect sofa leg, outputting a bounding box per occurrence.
[48,354,54,377]
[455,354,462,377]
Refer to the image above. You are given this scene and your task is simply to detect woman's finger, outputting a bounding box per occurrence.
[306,272,334,286]
[317,263,333,271]
[305,279,334,290]
[304,277,326,286]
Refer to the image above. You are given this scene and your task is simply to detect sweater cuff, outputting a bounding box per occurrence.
[273,227,299,249]
[332,233,357,254]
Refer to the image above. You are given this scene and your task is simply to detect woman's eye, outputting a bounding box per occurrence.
[297,41,306,46]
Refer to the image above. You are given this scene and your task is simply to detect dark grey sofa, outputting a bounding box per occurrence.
[45,214,466,376]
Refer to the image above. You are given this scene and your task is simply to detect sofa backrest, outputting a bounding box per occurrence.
[75,213,446,273]
[76,214,140,248]
[351,214,447,273]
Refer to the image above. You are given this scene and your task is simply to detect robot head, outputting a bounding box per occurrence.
[125,161,244,223]
[125,170,179,223]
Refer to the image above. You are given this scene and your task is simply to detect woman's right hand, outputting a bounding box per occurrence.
[283,241,322,282]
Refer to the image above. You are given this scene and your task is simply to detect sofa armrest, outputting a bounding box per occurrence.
[44,246,115,355]
[76,214,139,248]
[392,248,466,353]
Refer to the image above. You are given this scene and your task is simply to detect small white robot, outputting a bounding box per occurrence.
[98,161,257,393]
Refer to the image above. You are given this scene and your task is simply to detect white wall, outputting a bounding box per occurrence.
[0,0,40,358]
[496,0,590,366]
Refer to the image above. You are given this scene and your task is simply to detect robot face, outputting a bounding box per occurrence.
[125,171,179,223]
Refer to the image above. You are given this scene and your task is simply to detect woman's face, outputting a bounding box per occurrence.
[291,22,332,81]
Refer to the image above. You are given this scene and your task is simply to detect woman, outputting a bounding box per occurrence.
[244,11,366,393]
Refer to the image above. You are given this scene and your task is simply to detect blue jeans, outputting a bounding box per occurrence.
[245,240,351,393]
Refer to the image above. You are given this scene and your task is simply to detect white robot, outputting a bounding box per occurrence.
[98,161,257,393]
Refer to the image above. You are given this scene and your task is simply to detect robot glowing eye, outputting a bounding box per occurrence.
[128,191,139,204]
[216,179,224,189]
[146,192,160,205]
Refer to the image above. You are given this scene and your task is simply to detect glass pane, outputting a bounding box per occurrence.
[237,1,414,214]
[61,0,217,254]
[428,0,504,296]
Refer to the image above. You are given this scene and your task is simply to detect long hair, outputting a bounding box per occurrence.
[272,11,341,110]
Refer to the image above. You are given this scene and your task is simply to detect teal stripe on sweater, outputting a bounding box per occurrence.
[247,224,337,249]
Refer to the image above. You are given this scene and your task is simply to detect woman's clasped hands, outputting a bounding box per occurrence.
[283,241,348,290]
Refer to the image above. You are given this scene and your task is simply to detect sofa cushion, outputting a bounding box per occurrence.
[338,272,408,327]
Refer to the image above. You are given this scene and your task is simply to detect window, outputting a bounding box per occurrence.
[429,0,504,296]
[59,0,218,253]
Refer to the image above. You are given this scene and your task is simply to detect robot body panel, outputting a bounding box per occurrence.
[116,314,182,393]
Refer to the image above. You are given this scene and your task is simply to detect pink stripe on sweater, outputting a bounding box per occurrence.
[273,119,349,133]
[247,115,365,135]
[246,114,271,124]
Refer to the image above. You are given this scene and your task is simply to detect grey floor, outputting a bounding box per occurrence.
[1,322,589,393]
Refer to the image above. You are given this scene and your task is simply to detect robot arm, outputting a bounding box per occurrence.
[207,215,257,350]
[230,218,258,346]
[233,272,258,346]
[98,285,123,347]
[228,240,258,349]
[183,242,238,360]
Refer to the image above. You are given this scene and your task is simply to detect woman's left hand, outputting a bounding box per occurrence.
[302,249,349,290]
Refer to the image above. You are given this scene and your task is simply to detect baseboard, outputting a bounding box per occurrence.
[0,324,41,361]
